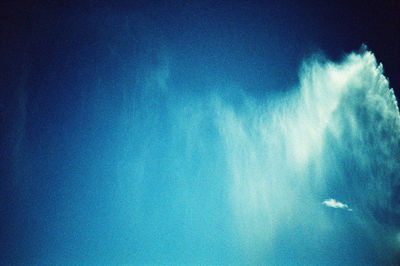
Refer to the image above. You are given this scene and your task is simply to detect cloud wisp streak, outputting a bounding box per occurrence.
[322,198,353,211]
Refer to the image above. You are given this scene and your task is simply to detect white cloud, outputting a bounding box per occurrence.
[322,198,353,211]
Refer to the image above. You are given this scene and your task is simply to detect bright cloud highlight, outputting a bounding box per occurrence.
[322,198,353,211]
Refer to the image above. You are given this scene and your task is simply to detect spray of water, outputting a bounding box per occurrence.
[11,46,399,264]
[213,49,400,263]
[112,48,400,264]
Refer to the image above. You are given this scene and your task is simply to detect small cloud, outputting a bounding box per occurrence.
[322,198,353,211]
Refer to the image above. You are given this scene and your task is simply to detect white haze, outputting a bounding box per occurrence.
[212,49,400,263]
[107,48,400,264]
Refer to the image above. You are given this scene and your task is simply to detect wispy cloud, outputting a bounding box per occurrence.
[322,198,352,211]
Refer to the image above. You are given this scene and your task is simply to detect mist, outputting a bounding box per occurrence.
[2,3,400,265]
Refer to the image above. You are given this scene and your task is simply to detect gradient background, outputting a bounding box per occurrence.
[1,0,400,264]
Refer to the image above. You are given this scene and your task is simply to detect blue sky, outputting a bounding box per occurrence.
[1,1,400,264]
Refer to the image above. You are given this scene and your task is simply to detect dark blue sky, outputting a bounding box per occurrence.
[1,0,400,264]
[3,0,400,94]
